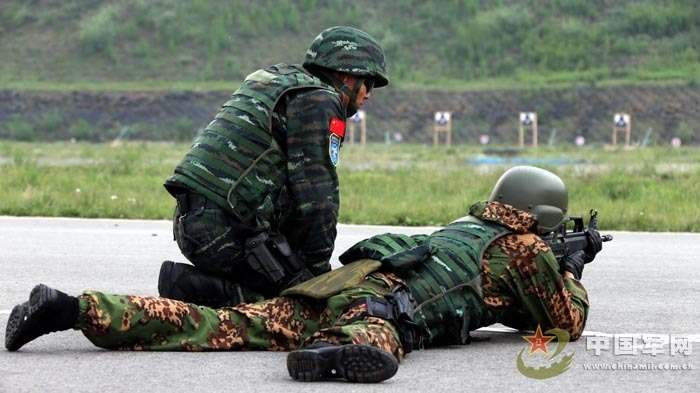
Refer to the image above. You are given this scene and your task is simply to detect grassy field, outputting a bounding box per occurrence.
[1,141,699,232]
[1,1,698,89]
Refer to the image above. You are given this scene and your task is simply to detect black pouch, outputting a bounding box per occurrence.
[366,289,423,353]
[379,244,431,271]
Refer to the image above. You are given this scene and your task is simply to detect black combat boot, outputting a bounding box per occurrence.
[158,261,245,308]
[287,342,399,383]
[5,284,79,351]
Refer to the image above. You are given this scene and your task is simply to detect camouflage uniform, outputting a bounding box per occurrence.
[72,201,588,357]
[77,271,405,358]
[165,65,343,298]
[161,27,389,303]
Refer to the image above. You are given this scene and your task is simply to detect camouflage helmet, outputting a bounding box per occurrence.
[303,26,389,88]
[488,166,568,234]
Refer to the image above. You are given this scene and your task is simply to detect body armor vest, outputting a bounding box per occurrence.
[339,217,510,346]
[166,64,336,224]
[405,217,510,345]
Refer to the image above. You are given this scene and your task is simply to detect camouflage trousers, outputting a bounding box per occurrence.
[75,272,405,360]
[172,193,252,279]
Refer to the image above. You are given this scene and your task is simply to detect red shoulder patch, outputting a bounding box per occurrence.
[329,117,346,138]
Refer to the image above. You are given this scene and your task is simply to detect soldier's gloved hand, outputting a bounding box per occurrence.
[583,229,603,263]
[562,250,586,280]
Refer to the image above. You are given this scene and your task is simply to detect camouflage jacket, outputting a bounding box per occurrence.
[276,86,344,273]
[473,201,589,340]
[166,64,345,274]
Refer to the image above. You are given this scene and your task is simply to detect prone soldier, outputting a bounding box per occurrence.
[5,166,604,383]
[159,26,389,307]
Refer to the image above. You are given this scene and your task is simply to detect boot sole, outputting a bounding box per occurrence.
[287,344,398,383]
[5,284,56,351]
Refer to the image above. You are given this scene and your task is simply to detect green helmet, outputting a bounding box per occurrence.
[303,26,389,88]
[488,166,568,234]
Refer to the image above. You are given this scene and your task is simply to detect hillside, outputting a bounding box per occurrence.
[0,0,698,89]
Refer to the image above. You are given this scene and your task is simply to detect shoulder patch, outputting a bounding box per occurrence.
[329,133,341,167]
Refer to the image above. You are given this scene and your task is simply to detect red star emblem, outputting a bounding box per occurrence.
[522,325,555,354]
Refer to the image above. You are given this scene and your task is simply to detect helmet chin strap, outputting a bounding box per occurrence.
[307,68,364,117]
[339,77,364,117]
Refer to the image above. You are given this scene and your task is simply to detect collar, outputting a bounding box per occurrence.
[468,201,537,234]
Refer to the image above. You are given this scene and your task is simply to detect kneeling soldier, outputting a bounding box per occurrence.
[159,25,389,307]
[5,166,603,383]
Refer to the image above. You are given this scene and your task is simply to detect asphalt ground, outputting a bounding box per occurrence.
[0,217,698,393]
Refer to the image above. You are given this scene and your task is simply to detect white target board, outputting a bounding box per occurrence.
[519,112,536,126]
[434,111,451,125]
[614,113,630,128]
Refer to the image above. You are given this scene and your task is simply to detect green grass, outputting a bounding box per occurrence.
[3,71,697,93]
[0,142,185,218]
[0,80,239,92]
[0,0,698,89]
[1,142,699,231]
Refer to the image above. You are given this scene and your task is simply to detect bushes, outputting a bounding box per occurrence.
[70,119,102,141]
[0,3,35,30]
[0,112,65,141]
[1,117,35,141]
[620,2,691,38]
[448,5,535,77]
[2,0,699,85]
[78,4,120,57]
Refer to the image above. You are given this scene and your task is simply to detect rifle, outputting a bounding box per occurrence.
[543,210,613,265]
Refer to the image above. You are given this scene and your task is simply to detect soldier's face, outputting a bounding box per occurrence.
[338,74,372,110]
[354,78,372,108]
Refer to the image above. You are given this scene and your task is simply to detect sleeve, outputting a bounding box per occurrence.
[281,88,344,275]
[495,235,590,340]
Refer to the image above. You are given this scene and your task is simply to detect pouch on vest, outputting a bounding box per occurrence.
[280,259,382,299]
[379,244,431,271]
[338,233,428,265]
[365,289,422,353]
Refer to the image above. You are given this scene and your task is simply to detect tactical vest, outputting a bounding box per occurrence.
[339,217,510,346]
[166,64,337,224]
[405,217,510,346]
